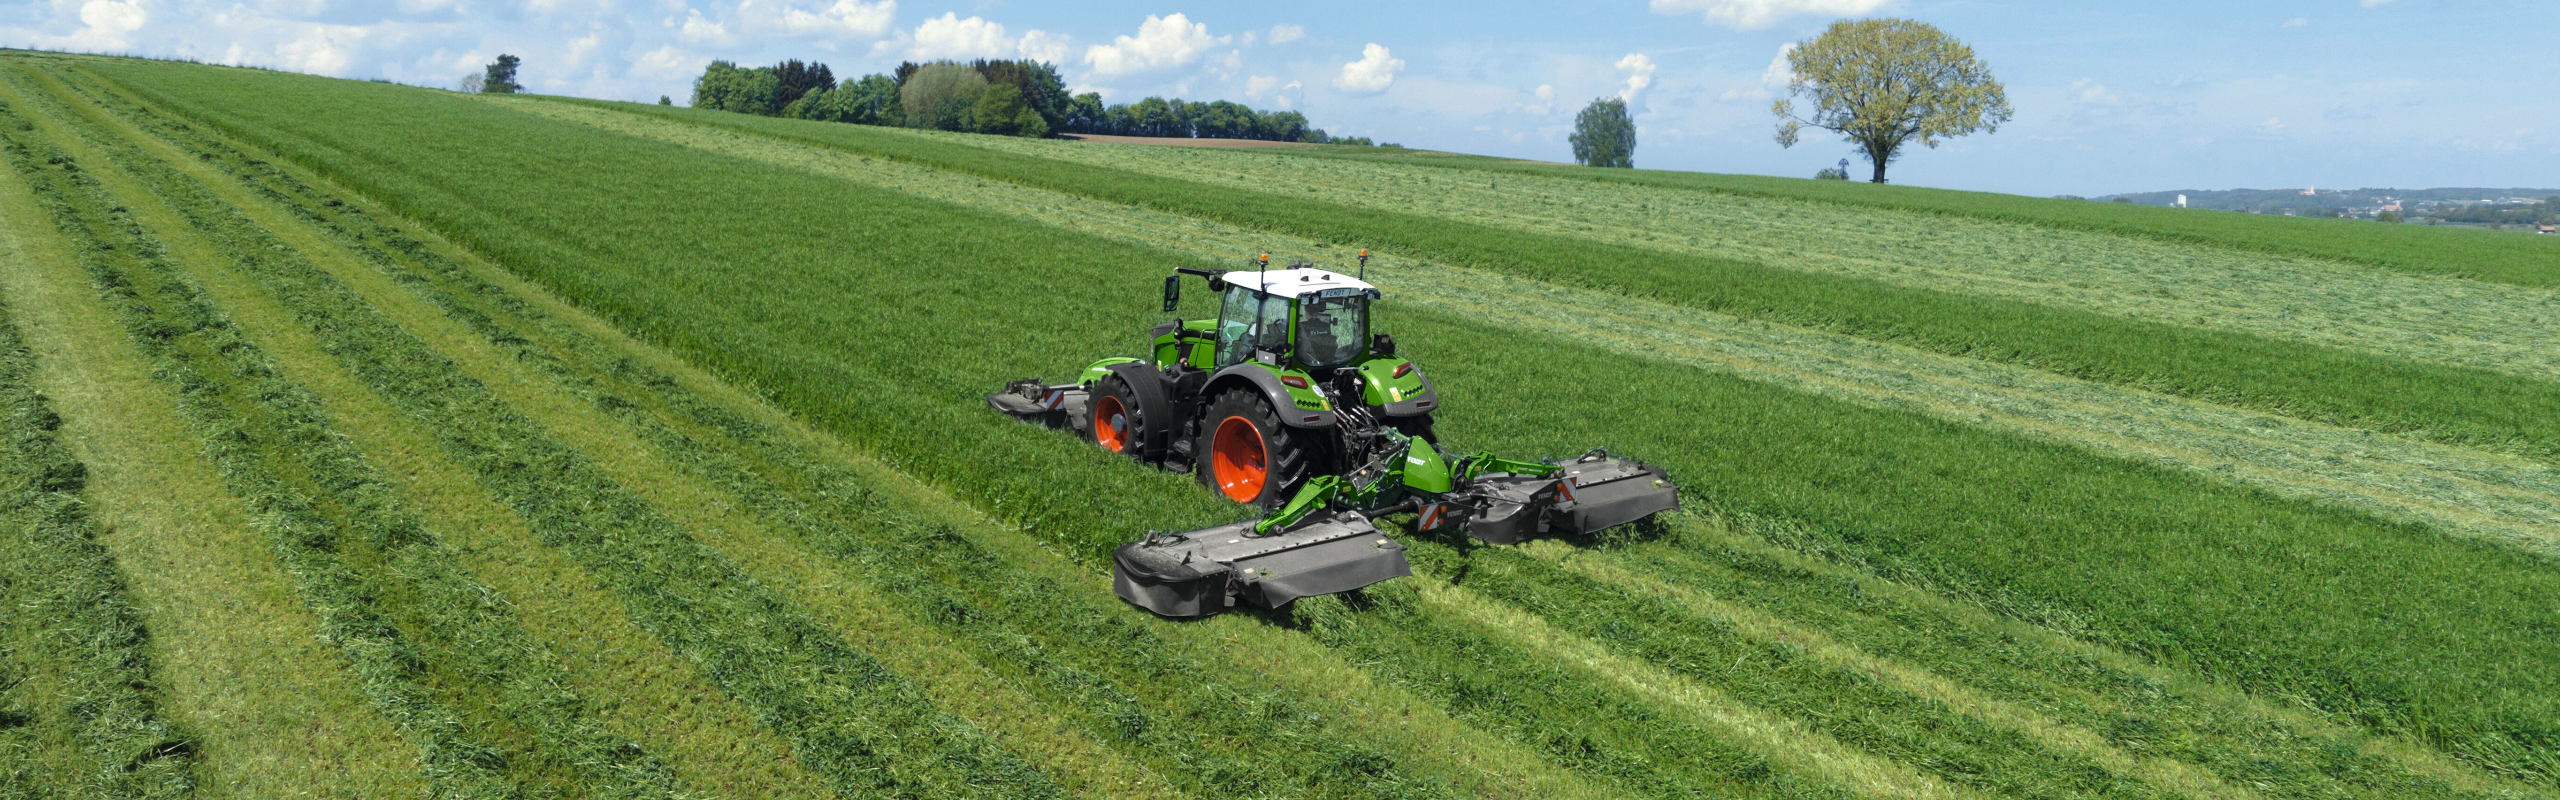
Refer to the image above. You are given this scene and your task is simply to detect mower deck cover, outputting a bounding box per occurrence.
[1112,512,1411,617]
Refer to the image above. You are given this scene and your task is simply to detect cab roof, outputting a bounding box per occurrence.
[1226,267,1378,299]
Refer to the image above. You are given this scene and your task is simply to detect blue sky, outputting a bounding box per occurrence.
[6,0,2552,196]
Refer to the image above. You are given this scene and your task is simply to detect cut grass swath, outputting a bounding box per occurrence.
[0,231,195,800]
[10,65,1068,800]
[960,133,2560,382]
[1274,143,2560,288]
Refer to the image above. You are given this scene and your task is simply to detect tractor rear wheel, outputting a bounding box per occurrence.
[1088,373,1169,462]
[1198,388,1314,508]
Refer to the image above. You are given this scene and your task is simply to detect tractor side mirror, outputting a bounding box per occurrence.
[1371,333,1397,357]
[1161,274,1182,314]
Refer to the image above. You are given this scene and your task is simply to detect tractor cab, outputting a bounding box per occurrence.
[1211,268,1380,370]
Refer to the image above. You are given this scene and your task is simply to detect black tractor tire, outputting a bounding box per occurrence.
[1196,387,1318,508]
[1088,372,1171,463]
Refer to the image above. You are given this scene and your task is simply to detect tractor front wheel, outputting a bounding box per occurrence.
[1198,388,1314,508]
[1088,373,1168,462]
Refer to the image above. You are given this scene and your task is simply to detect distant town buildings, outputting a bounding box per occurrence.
[2541,225,2556,235]
[2174,194,2189,208]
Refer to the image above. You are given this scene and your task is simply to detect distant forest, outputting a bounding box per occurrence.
[691,58,1376,145]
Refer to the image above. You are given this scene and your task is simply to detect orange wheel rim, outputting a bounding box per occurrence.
[1212,415,1267,502]
[1094,395,1129,452]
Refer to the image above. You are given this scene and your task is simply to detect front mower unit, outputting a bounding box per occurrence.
[1112,512,1410,617]
[989,256,1682,617]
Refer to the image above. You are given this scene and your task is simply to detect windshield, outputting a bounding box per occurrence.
[1298,292,1368,368]
[1217,287,1291,367]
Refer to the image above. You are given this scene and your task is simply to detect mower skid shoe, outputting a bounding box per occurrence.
[986,379,1086,431]
[1550,456,1680,535]
[1113,513,1410,617]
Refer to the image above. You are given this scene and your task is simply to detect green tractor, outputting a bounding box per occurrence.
[989,254,1678,617]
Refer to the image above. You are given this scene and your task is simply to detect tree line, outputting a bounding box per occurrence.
[692,58,1374,144]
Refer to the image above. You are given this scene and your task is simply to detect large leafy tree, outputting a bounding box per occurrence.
[1569,97,1635,168]
[1774,18,2011,183]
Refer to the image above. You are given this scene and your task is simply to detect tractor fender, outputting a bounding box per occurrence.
[1205,364,1337,429]
[1380,370,1440,418]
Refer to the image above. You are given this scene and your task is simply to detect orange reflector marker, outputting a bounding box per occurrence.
[1280,375,1309,389]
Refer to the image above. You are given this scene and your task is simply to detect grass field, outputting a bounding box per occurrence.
[3,49,2556,799]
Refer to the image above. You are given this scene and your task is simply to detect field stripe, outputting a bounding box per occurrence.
[66,127,834,800]
[0,174,195,799]
[959,129,2560,382]
[1526,542,2253,800]
[7,63,783,797]
[29,78,1074,800]
[510,99,2560,555]
[0,116,426,800]
[1621,514,2541,797]
[1412,581,1982,800]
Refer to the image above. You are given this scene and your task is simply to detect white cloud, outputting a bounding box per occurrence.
[1721,42,1795,101]
[2282,17,2310,28]
[2073,78,2121,104]
[1535,84,1555,100]
[675,10,732,46]
[1246,75,1279,96]
[1017,29,1072,63]
[902,13,1014,59]
[1268,23,1304,44]
[631,45,705,81]
[1615,52,1656,104]
[2258,116,2285,135]
[1084,13,1221,77]
[1648,0,1894,29]
[2360,0,2394,7]
[743,0,896,38]
[1333,42,1402,93]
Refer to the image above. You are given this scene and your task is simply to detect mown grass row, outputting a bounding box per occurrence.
[614,100,2560,463]
[0,88,543,796]
[74,64,1856,800]
[0,242,194,799]
[7,64,1072,800]
[1275,145,2560,288]
[1570,523,2520,800]
[81,60,2560,784]
[5,65,742,799]
[974,134,2560,382]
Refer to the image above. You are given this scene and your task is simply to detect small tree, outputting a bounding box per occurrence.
[1814,166,1850,180]
[480,54,522,94]
[1774,19,2011,183]
[2376,209,2403,223]
[658,95,671,105]
[1570,97,1635,168]
[899,62,987,128]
